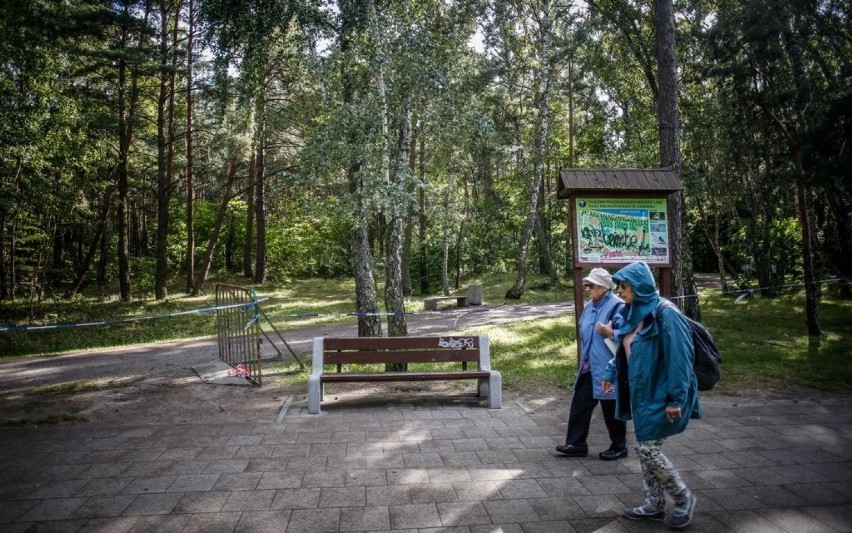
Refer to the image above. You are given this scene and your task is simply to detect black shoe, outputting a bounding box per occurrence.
[599,448,628,461]
[555,444,588,457]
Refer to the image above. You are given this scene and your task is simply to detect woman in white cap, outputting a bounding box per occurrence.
[556,267,627,460]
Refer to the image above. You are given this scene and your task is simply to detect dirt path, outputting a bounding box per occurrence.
[0,302,573,393]
[0,302,575,426]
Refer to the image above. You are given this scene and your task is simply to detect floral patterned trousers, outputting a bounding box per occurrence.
[635,439,689,512]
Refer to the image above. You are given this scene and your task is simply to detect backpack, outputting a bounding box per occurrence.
[657,300,722,391]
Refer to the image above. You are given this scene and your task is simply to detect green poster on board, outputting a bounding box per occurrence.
[574,198,669,264]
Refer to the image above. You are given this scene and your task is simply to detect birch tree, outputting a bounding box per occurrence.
[506,0,557,299]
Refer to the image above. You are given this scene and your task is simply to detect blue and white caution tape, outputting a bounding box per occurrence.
[0,299,268,333]
[668,276,850,301]
[0,301,572,334]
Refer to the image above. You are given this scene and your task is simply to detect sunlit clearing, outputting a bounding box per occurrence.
[483,330,525,346]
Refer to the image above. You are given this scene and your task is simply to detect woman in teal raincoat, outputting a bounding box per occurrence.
[601,261,701,529]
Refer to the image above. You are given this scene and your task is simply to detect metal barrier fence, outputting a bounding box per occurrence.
[215,284,263,385]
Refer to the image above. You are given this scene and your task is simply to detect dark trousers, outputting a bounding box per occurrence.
[564,371,627,451]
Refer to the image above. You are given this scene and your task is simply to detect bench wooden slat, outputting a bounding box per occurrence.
[324,336,479,350]
[321,371,490,382]
[324,350,480,365]
[307,335,501,414]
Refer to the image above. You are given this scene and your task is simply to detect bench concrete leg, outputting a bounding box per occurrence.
[477,372,502,408]
[487,371,502,409]
[307,375,322,414]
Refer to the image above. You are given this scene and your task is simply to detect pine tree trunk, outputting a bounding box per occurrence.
[184,0,196,293]
[796,166,821,336]
[243,153,255,278]
[0,211,6,300]
[254,96,267,285]
[117,51,132,302]
[97,219,110,290]
[776,0,820,336]
[823,183,852,298]
[655,0,699,318]
[154,2,171,300]
[9,219,17,300]
[116,0,148,302]
[567,58,575,167]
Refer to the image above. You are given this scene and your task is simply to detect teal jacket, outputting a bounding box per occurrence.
[602,261,701,442]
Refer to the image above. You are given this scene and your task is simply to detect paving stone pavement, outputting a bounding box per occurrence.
[1,390,851,532]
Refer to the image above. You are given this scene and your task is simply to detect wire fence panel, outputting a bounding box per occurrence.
[215,284,262,385]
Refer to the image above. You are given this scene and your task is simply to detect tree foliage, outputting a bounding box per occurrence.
[0,0,849,338]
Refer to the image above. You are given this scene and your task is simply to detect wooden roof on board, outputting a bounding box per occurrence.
[557,168,682,198]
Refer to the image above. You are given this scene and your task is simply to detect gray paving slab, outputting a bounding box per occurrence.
[1,392,851,532]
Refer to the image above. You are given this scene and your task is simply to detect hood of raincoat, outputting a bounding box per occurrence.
[612,261,660,335]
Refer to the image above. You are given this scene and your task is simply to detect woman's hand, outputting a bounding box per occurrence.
[595,321,614,339]
[601,380,614,394]
[666,406,682,423]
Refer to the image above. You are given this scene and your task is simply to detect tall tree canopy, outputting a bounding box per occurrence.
[1,0,849,335]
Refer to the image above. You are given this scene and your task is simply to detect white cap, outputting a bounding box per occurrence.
[583,268,615,290]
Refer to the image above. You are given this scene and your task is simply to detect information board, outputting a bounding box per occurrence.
[574,197,670,265]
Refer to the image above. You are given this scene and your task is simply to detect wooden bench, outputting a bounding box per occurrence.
[424,295,469,311]
[307,335,501,414]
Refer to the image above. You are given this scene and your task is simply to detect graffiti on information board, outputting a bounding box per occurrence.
[575,198,669,264]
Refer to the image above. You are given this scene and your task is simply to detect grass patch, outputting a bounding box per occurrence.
[0,413,89,426]
[471,291,852,394]
[0,381,101,426]
[25,381,102,397]
[34,413,89,425]
[479,317,576,391]
[700,293,852,392]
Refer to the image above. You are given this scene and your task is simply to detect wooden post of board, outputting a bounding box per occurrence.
[573,265,585,338]
[660,267,672,298]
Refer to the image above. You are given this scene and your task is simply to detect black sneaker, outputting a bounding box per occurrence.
[622,506,665,521]
[667,491,697,529]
